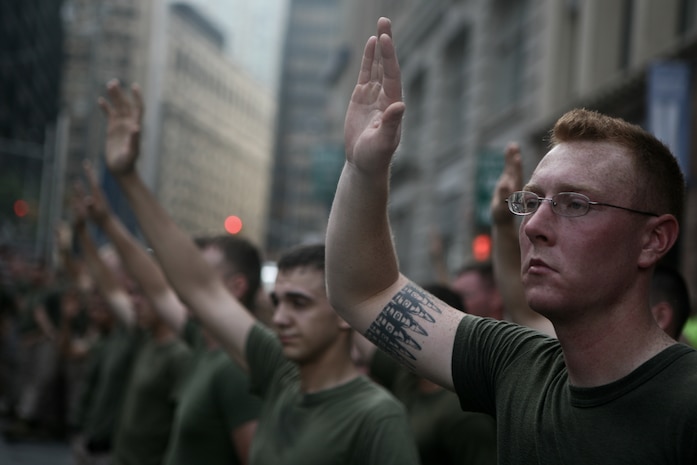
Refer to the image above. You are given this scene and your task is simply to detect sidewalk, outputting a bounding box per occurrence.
[0,428,72,465]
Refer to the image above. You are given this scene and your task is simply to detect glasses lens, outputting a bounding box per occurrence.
[553,193,590,217]
[508,191,538,215]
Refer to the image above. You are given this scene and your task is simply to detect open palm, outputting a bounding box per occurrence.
[344,18,405,172]
[98,79,143,175]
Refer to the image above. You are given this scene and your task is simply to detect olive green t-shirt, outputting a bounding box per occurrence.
[113,337,192,465]
[246,323,419,465]
[164,344,261,465]
[78,326,143,448]
[370,349,497,465]
[452,315,697,464]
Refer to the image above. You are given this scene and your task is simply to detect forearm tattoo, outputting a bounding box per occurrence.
[365,283,441,369]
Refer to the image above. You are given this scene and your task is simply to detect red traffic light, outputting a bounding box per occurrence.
[472,233,491,262]
[224,215,243,235]
[13,199,29,218]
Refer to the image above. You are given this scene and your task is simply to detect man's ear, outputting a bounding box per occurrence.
[224,273,249,302]
[651,301,673,335]
[638,215,679,269]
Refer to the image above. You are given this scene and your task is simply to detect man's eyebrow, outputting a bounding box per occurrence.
[284,290,313,300]
[522,182,595,194]
[272,290,314,301]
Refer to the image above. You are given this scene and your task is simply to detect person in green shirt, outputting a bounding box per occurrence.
[69,203,144,465]
[71,181,192,465]
[78,164,261,465]
[491,142,693,343]
[95,78,420,465]
[325,17,697,465]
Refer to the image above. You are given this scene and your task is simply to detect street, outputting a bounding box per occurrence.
[0,433,72,465]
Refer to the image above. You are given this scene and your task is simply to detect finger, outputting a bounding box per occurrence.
[504,142,523,189]
[106,79,128,115]
[380,101,405,144]
[377,17,392,39]
[370,35,380,83]
[357,36,377,85]
[375,19,389,84]
[375,42,384,84]
[131,83,144,123]
[97,96,113,116]
[379,33,402,101]
[83,160,99,194]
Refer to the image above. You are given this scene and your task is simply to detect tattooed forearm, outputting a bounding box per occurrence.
[364,283,442,369]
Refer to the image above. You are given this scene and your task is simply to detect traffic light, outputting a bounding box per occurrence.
[224,215,243,235]
[13,199,29,218]
[472,233,492,262]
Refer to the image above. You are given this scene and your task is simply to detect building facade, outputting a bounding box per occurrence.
[328,0,697,302]
[264,0,344,259]
[0,1,65,258]
[142,3,276,244]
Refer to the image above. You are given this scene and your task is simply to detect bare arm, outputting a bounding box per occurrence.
[81,161,188,334]
[491,143,555,336]
[231,421,257,465]
[97,79,253,369]
[326,18,464,390]
[72,192,135,327]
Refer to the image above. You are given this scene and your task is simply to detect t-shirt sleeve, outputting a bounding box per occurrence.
[451,315,556,414]
[180,318,205,350]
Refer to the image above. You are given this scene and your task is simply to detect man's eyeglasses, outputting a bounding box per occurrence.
[506,191,659,218]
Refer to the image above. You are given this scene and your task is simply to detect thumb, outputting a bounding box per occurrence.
[382,102,405,130]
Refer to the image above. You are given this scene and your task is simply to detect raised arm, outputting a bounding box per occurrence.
[72,186,135,327]
[54,221,91,292]
[81,161,188,334]
[491,143,555,336]
[97,79,253,368]
[326,17,464,390]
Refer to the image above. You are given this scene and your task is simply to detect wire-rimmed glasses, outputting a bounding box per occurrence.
[506,191,658,218]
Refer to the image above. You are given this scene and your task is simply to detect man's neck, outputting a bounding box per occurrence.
[555,309,676,387]
[298,345,362,394]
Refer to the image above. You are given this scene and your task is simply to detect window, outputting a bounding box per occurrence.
[441,28,470,146]
[678,0,697,35]
[489,0,530,112]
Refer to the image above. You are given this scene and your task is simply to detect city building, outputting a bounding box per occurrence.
[264,0,344,258]
[327,0,696,301]
[61,0,153,237]
[62,0,277,246]
[141,2,276,243]
[0,0,66,258]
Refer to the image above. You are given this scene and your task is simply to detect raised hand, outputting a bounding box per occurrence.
[71,181,90,232]
[81,160,112,227]
[54,220,73,255]
[98,79,143,175]
[491,143,523,225]
[344,17,406,172]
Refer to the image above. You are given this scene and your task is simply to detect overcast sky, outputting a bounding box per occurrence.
[181,0,289,92]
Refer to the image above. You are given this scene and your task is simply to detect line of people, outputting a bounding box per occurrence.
[1,72,500,464]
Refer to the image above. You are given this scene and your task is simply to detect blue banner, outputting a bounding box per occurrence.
[647,61,691,182]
